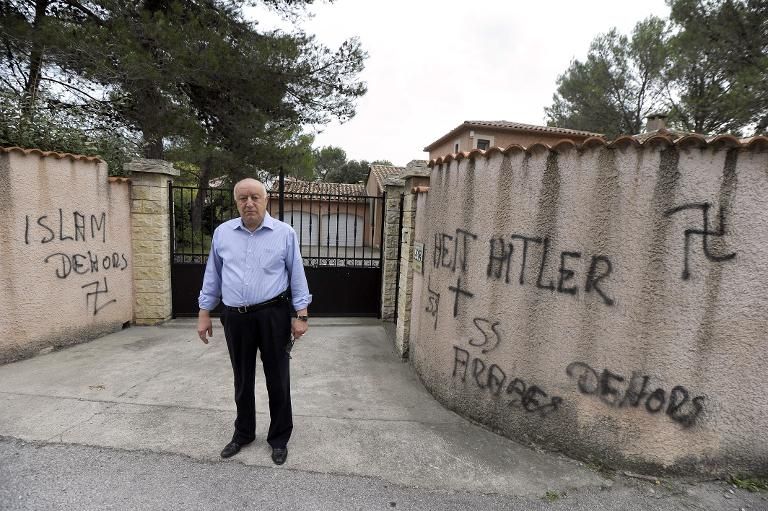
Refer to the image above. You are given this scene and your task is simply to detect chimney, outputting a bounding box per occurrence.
[645,113,668,132]
[406,159,428,169]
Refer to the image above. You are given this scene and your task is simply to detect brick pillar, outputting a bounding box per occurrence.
[381,178,405,321]
[126,158,180,325]
[394,164,430,358]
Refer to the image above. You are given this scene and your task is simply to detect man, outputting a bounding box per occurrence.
[197,178,310,465]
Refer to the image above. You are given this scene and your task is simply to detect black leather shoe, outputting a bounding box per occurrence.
[220,441,243,459]
[271,447,287,465]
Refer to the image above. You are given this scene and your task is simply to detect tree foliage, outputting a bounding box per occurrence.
[312,145,391,183]
[0,0,367,176]
[546,17,669,138]
[666,0,767,134]
[313,145,347,181]
[545,0,767,137]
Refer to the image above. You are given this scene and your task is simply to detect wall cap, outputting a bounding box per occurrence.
[125,158,180,177]
[401,168,431,180]
[384,177,405,187]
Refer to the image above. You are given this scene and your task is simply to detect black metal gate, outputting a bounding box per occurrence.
[169,181,385,317]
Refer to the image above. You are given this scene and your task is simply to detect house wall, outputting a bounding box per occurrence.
[275,198,371,246]
[0,149,133,363]
[409,140,768,475]
[428,130,594,160]
[364,177,384,248]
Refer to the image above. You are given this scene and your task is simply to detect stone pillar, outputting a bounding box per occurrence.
[126,158,180,325]
[394,164,430,358]
[380,178,405,321]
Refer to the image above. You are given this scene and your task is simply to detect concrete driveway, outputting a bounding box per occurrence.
[1,318,764,510]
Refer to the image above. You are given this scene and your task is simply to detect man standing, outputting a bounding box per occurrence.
[197,178,310,465]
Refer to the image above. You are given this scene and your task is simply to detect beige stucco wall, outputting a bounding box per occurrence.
[0,150,133,363]
[409,141,768,475]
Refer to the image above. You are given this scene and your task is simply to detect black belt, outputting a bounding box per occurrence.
[227,292,288,314]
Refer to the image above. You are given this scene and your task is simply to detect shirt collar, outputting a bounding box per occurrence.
[233,211,275,232]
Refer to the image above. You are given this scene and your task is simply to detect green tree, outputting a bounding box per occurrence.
[0,0,367,173]
[324,158,393,184]
[312,145,392,183]
[666,0,767,135]
[545,1,767,137]
[545,17,669,138]
[313,145,347,181]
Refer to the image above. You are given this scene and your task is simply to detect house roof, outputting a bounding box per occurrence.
[270,179,367,196]
[0,145,104,163]
[368,165,405,189]
[423,121,605,151]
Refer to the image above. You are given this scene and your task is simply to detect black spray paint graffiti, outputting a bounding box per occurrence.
[433,229,478,273]
[81,277,117,315]
[425,276,440,330]
[565,362,705,427]
[664,202,736,280]
[469,317,501,354]
[453,347,562,416]
[23,209,124,315]
[44,251,129,279]
[447,276,474,317]
[25,210,107,244]
[487,235,614,306]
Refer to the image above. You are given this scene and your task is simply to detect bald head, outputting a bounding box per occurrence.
[233,178,266,198]
[234,178,268,230]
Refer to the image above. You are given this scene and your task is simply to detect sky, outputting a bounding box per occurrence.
[247,0,671,166]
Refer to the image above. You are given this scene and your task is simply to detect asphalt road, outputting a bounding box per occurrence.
[2,438,766,511]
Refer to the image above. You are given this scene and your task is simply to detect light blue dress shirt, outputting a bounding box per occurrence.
[198,212,312,312]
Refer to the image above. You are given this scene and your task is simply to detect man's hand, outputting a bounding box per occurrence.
[291,308,309,340]
[197,309,213,344]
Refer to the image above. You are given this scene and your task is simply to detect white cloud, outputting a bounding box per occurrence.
[248,0,670,166]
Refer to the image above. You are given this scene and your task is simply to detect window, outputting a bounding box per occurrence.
[454,143,459,153]
[476,139,491,150]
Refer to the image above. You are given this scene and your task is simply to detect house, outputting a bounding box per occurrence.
[423,120,604,160]
[364,161,430,248]
[364,164,404,249]
[267,179,374,253]
[365,164,404,197]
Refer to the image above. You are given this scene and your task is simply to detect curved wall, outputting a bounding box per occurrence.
[409,141,768,475]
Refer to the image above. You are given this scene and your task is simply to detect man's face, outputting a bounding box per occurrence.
[234,179,268,229]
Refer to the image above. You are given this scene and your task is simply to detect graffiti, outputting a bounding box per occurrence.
[81,277,117,315]
[44,251,129,279]
[447,276,474,317]
[566,362,705,427]
[425,276,440,330]
[22,209,125,314]
[487,234,614,306]
[664,202,736,280]
[469,317,501,353]
[433,229,478,273]
[453,347,562,416]
[25,210,107,244]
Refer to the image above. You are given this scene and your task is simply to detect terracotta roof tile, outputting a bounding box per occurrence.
[0,146,104,163]
[428,133,768,167]
[423,120,604,151]
[270,179,368,196]
[369,165,405,189]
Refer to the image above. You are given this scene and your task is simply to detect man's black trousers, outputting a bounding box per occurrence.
[221,300,292,448]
